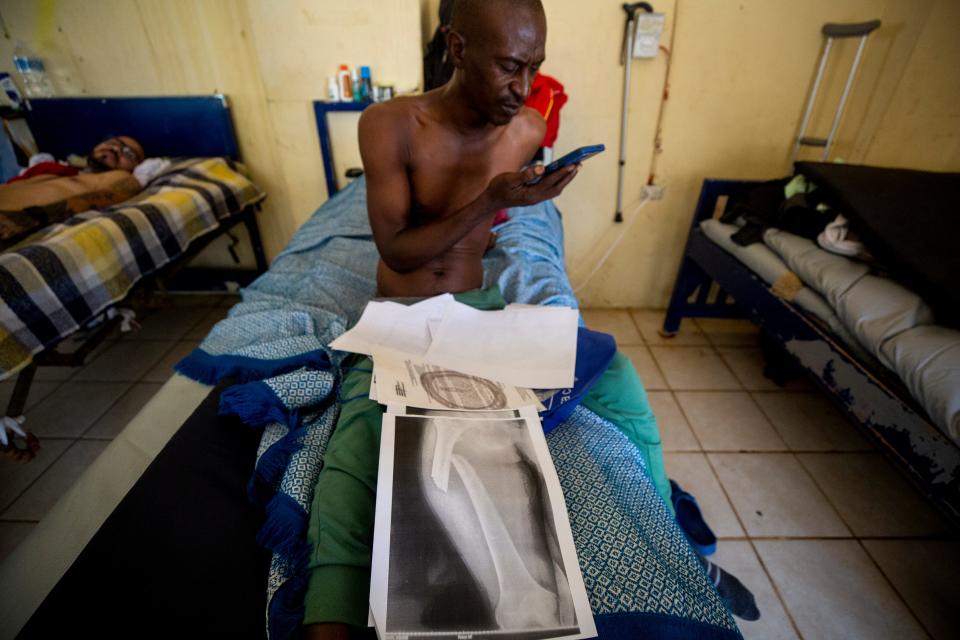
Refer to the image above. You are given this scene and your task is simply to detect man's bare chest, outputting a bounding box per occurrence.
[407,129,527,219]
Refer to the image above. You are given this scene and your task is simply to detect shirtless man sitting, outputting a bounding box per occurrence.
[302,2,580,637]
[361,0,577,299]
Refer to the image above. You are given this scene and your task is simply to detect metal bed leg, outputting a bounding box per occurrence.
[244,206,268,274]
[6,363,37,418]
[662,255,712,336]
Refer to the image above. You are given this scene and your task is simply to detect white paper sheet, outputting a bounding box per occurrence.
[425,303,579,389]
[332,295,578,389]
[329,294,454,358]
[370,407,595,640]
[371,353,544,412]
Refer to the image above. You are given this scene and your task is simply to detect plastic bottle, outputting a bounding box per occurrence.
[337,65,353,102]
[0,72,23,109]
[360,66,373,102]
[13,43,54,98]
[326,76,340,102]
[351,68,361,103]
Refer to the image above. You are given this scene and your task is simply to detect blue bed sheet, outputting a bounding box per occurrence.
[192,177,740,639]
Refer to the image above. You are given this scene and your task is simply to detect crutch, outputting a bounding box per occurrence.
[791,20,881,164]
[615,2,654,223]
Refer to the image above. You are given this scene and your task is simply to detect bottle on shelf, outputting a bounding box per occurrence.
[351,68,361,103]
[12,42,54,98]
[337,64,353,102]
[326,76,340,102]
[360,66,373,102]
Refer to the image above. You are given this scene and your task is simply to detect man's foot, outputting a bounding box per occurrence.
[1,418,40,463]
[698,554,761,621]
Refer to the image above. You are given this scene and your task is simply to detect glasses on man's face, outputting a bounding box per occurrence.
[118,144,141,161]
[101,139,141,163]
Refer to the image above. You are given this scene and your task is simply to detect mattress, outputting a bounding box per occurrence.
[699,218,871,363]
[763,228,960,440]
[0,157,264,380]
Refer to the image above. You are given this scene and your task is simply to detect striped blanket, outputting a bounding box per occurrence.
[0,157,264,380]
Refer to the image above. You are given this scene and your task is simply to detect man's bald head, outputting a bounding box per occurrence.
[445,0,546,125]
[450,0,545,42]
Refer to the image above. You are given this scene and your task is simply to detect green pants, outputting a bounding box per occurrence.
[304,289,670,626]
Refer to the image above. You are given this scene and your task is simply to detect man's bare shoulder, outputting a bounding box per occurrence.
[360,95,434,127]
[511,106,547,150]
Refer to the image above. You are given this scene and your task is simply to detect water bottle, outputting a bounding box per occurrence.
[13,42,54,98]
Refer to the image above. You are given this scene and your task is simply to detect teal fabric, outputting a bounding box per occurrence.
[582,351,673,512]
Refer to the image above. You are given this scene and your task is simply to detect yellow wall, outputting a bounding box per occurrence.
[2,0,958,306]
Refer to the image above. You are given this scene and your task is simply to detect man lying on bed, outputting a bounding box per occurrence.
[0,136,169,251]
[302,1,671,637]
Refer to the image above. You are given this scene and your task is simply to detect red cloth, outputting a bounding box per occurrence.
[6,161,79,184]
[524,73,568,149]
[492,209,510,226]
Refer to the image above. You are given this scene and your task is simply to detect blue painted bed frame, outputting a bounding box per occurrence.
[663,179,960,523]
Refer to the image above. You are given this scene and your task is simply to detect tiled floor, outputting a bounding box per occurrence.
[584,309,959,640]
[1,305,957,640]
[0,293,235,561]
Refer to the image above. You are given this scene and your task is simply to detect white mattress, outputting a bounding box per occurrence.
[763,228,960,440]
[700,219,869,360]
[0,374,211,639]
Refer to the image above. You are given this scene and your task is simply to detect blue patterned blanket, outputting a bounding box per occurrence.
[176,177,740,640]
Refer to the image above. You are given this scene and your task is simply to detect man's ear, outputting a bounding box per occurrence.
[446,29,467,69]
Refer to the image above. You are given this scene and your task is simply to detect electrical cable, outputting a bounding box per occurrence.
[571,195,651,293]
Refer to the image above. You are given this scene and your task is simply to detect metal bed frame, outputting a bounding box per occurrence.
[663,178,960,523]
[4,96,268,419]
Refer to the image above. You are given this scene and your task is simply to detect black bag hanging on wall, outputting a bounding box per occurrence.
[423,0,455,91]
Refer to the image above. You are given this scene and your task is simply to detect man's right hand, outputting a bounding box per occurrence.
[484,163,579,210]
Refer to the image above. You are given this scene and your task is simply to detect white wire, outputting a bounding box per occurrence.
[571,196,651,294]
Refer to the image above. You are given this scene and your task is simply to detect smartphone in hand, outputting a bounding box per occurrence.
[527,144,605,185]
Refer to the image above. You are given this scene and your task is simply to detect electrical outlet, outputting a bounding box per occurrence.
[642,184,664,200]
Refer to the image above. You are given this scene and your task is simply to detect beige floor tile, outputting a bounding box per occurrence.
[711,541,799,640]
[0,521,36,563]
[142,341,201,383]
[73,340,174,382]
[630,309,709,346]
[717,348,811,392]
[695,318,759,347]
[219,294,242,309]
[677,392,786,451]
[32,365,77,382]
[864,539,960,640]
[123,305,211,341]
[168,293,227,308]
[664,452,743,537]
[26,381,132,437]
[709,453,849,537]
[84,383,163,439]
[184,307,230,341]
[2,440,110,521]
[0,438,72,511]
[649,346,741,391]
[648,392,700,452]
[621,345,667,390]
[752,392,871,452]
[798,453,948,537]
[0,380,61,414]
[580,309,642,345]
[755,540,927,640]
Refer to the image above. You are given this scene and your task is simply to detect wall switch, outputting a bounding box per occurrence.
[633,13,664,59]
[642,184,665,200]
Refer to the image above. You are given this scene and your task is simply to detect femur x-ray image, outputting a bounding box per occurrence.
[385,415,579,639]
